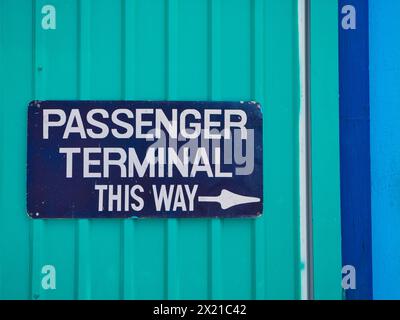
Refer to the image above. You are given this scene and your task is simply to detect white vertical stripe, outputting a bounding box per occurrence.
[298,0,312,300]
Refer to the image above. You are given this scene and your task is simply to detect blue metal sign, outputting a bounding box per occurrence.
[27,101,263,219]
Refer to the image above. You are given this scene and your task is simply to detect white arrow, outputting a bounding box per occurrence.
[198,189,261,210]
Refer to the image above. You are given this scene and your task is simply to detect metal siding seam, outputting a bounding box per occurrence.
[31,0,45,300]
[0,0,3,298]
[0,2,4,148]
[28,0,36,299]
[305,0,315,299]
[76,0,91,300]
[121,0,135,300]
[30,220,44,299]
[298,0,313,300]
[27,0,36,300]
[252,0,266,300]
[298,0,307,300]
[209,0,222,300]
[166,0,179,300]
[304,0,314,301]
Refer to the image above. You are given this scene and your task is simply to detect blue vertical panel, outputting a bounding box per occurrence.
[339,0,372,299]
[370,0,400,300]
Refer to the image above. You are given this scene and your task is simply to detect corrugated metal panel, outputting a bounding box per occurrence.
[310,0,343,300]
[0,0,341,300]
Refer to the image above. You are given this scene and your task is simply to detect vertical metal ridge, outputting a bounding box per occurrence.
[298,0,313,300]
[163,2,169,299]
[209,0,222,300]
[297,0,306,300]
[31,220,44,300]
[28,0,36,299]
[0,1,3,297]
[121,0,127,100]
[251,0,266,300]
[31,0,36,105]
[76,0,91,300]
[120,0,135,300]
[304,0,314,301]
[28,2,35,250]
[75,220,91,299]
[31,0,44,300]
[166,0,179,300]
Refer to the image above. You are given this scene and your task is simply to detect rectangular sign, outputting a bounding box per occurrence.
[27,101,263,218]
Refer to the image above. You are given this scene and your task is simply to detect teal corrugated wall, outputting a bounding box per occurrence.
[0,0,341,300]
[311,0,342,300]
